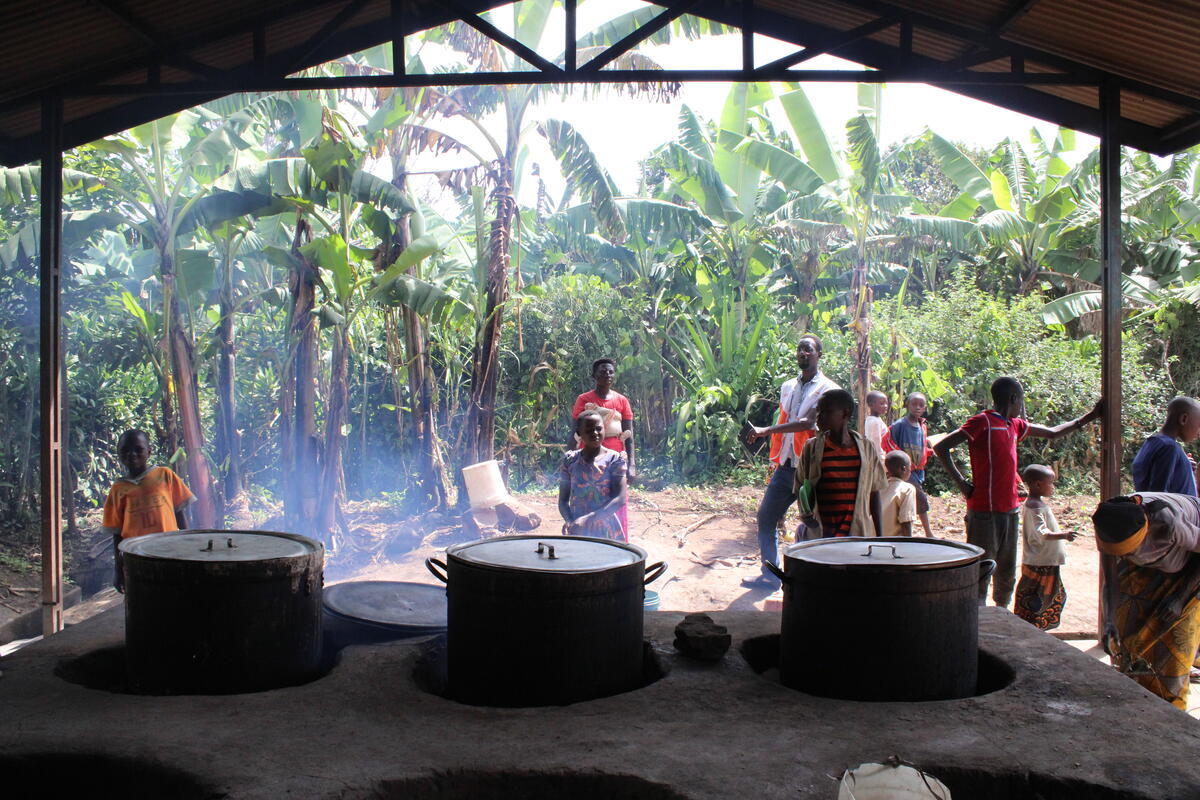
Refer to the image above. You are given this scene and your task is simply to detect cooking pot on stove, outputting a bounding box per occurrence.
[121,530,323,694]
[766,537,994,701]
[427,535,665,706]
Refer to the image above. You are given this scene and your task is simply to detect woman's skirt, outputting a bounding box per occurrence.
[1014,564,1066,630]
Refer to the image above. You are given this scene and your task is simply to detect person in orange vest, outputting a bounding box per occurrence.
[744,335,839,588]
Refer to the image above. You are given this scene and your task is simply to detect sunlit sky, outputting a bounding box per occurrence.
[394,1,1100,209]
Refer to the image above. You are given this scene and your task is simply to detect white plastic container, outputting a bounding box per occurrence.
[461,460,510,509]
[838,762,951,800]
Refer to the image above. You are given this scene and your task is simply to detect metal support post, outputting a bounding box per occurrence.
[1099,80,1122,500]
[39,95,64,636]
[1097,79,1122,637]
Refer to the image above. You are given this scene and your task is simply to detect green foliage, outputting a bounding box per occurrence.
[887,274,1170,493]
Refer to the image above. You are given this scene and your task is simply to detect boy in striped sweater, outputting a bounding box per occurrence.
[796,389,886,538]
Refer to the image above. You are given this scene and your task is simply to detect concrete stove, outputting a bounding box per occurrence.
[1,607,1198,798]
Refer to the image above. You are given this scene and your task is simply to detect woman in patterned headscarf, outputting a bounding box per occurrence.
[1093,492,1200,709]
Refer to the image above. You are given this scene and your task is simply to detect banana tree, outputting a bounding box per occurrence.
[1039,147,1200,327]
[417,0,687,471]
[729,85,915,420]
[205,114,455,541]
[929,127,1087,296]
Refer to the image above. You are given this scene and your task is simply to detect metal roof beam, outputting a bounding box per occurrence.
[287,0,372,75]
[578,0,700,72]
[830,0,1105,80]
[62,68,1099,97]
[683,0,1170,153]
[85,0,225,81]
[993,0,1042,36]
[755,14,898,73]
[445,0,562,74]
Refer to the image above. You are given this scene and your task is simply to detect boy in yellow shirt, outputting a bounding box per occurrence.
[101,430,193,591]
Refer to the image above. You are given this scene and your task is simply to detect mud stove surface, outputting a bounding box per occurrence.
[2,608,1198,799]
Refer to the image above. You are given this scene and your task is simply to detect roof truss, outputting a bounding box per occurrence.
[1,0,1198,165]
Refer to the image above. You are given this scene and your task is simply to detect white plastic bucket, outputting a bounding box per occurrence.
[837,762,951,800]
[461,460,510,509]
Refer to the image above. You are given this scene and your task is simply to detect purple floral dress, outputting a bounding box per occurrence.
[558,447,627,541]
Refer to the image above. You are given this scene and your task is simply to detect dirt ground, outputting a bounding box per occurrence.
[336,486,1104,637]
[0,487,1102,637]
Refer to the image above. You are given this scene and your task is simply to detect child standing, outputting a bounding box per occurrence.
[882,392,934,537]
[101,430,194,592]
[1131,396,1200,495]
[1015,464,1077,630]
[558,411,628,541]
[796,390,886,538]
[864,391,889,454]
[879,451,918,537]
[934,377,1100,607]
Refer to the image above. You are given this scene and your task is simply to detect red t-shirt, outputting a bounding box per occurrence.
[572,390,633,453]
[960,410,1030,513]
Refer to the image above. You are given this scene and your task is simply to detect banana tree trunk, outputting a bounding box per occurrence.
[215,244,241,521]
[316,326,348,543]
[850,260,873,435]
[284,221,321,532]
[464,162,515,469]
[60,336,78,537]
[161,246,217,528]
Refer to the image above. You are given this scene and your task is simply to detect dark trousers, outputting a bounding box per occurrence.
[755,464,797,580]
[966,509,1019,607]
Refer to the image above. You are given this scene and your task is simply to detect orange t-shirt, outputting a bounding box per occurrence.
[102,466,193,539]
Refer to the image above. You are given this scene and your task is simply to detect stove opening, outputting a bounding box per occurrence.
[739,634,1014,701]
[343,769,690,799]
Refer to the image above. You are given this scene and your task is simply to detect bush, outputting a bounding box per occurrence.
[884,276,1169,494]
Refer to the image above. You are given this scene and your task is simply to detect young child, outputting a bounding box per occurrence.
[101,430,194,592]
[934,377,1100,607]
[1015,464,1077,630]
[558,411,628,541]
[1131,396,1200,496]
[882,392,934,537]
[864,390,889,454]
[796,390,886,538]
[879,451,918,537]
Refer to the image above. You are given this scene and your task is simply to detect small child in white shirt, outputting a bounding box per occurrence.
[864,391,889,454]
[1015,464,1078,630]
[879,451,918,537]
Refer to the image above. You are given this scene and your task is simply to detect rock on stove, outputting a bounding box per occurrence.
[673,613,731,661]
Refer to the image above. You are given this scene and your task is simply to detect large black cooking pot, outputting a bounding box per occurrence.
[426,535,665,706]
[766,537,995,701]
[121,530,323,694]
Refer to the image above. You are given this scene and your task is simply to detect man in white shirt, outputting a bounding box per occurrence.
[745,334,839,588]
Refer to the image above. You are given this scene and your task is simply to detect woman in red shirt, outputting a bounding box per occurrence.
[570,358,635,539]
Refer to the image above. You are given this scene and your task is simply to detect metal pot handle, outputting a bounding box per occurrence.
[764,560,790,584]
[978,558,997,579]
[644,561,667,585]
[425,557,449,584]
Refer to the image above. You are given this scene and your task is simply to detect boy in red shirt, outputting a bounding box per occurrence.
[933,377,1100,607]
[101,430,194,592]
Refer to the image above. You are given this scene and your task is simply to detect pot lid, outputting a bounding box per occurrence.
[448,535,645,573]
[784,537,984,569]
[119,530,318,562]
[323,580,446,631]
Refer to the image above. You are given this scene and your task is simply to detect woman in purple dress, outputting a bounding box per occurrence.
[558,411,628,541]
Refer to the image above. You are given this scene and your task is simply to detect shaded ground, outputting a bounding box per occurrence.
[336,487,1103,637]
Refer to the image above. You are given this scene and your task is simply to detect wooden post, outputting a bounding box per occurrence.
[39,94,64,636]
[1099,80,1122,501]
[1097,80,1121,637]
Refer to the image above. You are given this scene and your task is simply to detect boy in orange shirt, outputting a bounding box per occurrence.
[101,430,193,591]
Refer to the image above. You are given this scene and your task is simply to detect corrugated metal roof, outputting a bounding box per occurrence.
[0,0,1197,165]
